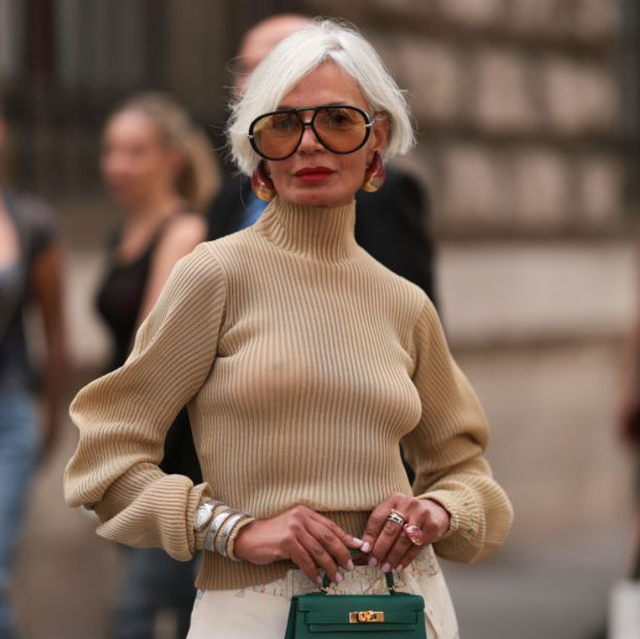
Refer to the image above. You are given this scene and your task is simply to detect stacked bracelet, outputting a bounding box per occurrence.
[215,512,247,557]
[203,505,254,557]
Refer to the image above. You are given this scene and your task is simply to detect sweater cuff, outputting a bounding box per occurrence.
[419,490,479,543]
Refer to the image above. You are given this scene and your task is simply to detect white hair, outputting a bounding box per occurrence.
[227,19,415,176]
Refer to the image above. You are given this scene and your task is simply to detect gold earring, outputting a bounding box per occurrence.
[361,151,386,193]
[251,162,277,202]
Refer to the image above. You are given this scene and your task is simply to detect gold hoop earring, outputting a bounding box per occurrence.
[361,151,386,193]
[251,162,277,202]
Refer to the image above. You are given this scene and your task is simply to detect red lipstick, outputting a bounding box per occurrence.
[294,166,334,183]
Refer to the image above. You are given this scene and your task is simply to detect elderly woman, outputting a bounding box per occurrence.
[65,20,513,639]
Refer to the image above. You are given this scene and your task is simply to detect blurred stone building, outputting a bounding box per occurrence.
[0,0,637,637]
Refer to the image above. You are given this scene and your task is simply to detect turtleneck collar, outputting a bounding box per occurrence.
[252,196,359,262]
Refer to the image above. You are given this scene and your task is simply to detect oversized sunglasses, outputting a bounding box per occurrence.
[248,104,374,161]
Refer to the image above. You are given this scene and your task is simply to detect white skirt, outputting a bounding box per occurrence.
[187,545,459,639]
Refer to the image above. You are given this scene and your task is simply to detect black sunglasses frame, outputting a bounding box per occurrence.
[247,104,374,161]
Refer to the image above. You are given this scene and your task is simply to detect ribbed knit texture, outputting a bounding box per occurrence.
[64,196,513,591]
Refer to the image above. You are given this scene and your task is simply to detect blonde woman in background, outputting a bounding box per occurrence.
[95,92,218,639]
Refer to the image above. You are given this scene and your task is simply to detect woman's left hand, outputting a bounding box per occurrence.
[360,493,450,574]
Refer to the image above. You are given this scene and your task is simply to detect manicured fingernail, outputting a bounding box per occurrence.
[368,557,378,567]
[353,537,364,547]
[335,572,343,583]
[316,576,323,584]
[361,542,371,553]
[395,564,404,573]
[346,560,354,571]
[382,562,391,573]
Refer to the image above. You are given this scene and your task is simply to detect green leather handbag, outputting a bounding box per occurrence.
[284,570,427,638]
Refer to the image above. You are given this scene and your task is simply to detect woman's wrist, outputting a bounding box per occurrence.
[424,498,452,539]
[227,517,257,561]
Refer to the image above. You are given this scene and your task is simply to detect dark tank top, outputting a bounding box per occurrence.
[96,217,202,481]
[96,223,166,371]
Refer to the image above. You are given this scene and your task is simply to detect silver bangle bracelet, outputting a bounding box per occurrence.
[215,513,248,557]
[204,508,238,553]
[193,499,223,533]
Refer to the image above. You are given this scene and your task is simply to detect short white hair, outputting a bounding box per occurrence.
[227,19,415,176]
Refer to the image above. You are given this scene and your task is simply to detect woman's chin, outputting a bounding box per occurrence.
[281,187,353,209]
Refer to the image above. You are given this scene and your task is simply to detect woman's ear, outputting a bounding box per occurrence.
[370,114,389,157]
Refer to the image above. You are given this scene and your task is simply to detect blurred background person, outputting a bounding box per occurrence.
[96,92,219,639]
[617,286,640,582]
[0,102,66,639]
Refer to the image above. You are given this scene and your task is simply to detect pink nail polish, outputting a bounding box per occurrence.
[316,576,323,584]
[361,542,371,553]
[382,562,391,573]
[335,573,343,583]
[346,560,354,572]
[395,564,404,573]
[353,537,364,546]
[368,557,378,567]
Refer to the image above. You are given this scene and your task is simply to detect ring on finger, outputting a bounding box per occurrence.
[403,524,428,546]
[386,511,406,527]
[390,509,407,520]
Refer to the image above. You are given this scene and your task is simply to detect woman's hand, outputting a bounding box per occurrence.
[360,493,450,574]
[233,505,364,584]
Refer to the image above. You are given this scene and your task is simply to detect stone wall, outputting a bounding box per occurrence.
[308,0,627,238]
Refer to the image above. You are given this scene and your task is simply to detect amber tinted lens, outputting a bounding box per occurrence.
[314,107,368,152]
[252,111,302,159]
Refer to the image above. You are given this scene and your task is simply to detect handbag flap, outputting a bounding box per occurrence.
[298,592,425,629]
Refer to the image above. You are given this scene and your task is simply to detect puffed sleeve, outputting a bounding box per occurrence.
[401,299,514,563]
[64,243,226,560]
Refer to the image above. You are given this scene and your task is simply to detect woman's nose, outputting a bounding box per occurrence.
[298,122,323,152]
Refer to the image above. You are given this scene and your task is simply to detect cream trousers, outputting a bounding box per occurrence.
[187,546,459,639]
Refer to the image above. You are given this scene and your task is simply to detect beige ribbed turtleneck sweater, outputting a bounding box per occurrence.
[64,197,513,591]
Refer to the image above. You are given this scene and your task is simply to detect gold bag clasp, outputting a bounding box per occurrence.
[349,610,385,623]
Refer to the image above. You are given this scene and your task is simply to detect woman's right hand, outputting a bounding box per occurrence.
[233,505,363,584]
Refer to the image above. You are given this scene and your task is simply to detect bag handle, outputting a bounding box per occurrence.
[320,569,396,594]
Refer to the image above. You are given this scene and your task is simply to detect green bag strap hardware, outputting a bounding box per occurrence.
[320,569,396,594]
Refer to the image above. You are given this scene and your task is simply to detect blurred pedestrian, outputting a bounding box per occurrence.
[617,288,640,581]
[0,101,66,639]
[96,92,219,639]
[65,20,513,639]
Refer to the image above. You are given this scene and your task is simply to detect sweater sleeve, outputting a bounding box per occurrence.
[401,299,514,564]
[64,243,225,560]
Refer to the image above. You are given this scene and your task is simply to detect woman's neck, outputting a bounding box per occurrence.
[253,196,359,262]
[125,191,185,227]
